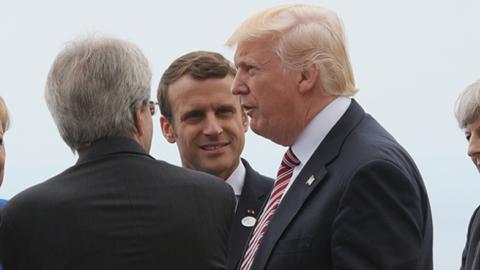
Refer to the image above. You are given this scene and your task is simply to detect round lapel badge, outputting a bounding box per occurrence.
[241,216,257,227]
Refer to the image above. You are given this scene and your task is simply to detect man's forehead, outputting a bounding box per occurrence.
[178,97,242,116]
[174,84,240,108]
[234,39,276,65]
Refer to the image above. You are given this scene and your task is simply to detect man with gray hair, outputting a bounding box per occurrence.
[0,36,235,269]
[227,4,433,270]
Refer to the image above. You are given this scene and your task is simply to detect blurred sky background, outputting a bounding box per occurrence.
[1,0,479,269]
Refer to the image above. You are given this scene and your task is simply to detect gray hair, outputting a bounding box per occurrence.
[455,80,480,128]
[226,4,357,96]
[45,35,152,151]
[0,96,9,132]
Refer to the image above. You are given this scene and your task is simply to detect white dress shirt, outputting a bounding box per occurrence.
[226,160,246,197]
[283,96,351,195]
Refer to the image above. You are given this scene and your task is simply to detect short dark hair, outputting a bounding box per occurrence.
[157,51,236,120]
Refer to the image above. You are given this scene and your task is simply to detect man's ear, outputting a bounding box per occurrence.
[134,108,145,137]
[160,116,176,143]
[298,64,319,94]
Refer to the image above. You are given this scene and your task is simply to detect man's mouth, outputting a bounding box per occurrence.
[200,142,229,151]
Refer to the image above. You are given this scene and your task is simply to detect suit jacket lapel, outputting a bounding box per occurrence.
[251,100,365,269]
[228,159,273,270]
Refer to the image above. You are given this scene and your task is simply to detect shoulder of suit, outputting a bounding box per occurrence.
[156,159,229,186]
[467,205,480,237]
[242,159,274,188]
[340,115,410,163]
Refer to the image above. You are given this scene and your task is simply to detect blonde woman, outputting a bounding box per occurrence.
[0,96,9,205]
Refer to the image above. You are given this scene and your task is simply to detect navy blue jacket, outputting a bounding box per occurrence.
[245,100,433,270]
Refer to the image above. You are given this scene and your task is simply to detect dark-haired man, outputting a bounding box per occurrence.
[157,51,273,269]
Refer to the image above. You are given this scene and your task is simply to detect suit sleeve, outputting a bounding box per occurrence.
[331,160,427,270]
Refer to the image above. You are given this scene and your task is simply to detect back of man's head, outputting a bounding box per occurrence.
[45,36,152,151]
[157,51,236,121]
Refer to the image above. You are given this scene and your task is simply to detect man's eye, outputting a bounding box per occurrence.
[217,109,234,117]
[182,112,203,123]
[466,134,471,141]
[246,65,257,76]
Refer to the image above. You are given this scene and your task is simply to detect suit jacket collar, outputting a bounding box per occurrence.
[228,159,273,270]
[251,99,366,269]
[240,159,272,202]
[76,136,154,165]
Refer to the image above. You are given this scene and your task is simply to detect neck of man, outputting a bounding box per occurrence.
[217,158,241,180]
[283,95,338,146]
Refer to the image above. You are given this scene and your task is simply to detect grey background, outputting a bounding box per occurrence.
[1,1,478,269]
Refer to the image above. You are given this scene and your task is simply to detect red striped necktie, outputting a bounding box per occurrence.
[240,148,300,270]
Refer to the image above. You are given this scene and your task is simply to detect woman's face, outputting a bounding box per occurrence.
[0,125,5,186]
[466,117,480,173]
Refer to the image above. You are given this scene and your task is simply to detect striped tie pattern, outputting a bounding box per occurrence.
[240,148,300,270]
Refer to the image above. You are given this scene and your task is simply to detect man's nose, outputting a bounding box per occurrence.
[203,115,223,136]
[231,71,248,96]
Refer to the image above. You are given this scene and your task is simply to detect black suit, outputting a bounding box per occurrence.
[248,100,433,270]
[0,136,235,270]
[227,159,273,270]
[461,206,480,270]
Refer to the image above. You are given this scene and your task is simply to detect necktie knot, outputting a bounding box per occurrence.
[277,148,300,178]
[284,147,300,166]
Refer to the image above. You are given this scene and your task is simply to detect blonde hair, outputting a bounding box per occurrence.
[0,96,10,132]
[226,4,357,96]
[455,80,480,128]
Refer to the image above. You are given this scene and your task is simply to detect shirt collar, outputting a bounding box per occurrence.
[291,96,351,166]
[225,160,246,196]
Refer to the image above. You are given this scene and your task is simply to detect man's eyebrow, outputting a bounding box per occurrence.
[180,109,204,121]
[236,58,271,68]
[259,58,272,66]
[217,104,237,112]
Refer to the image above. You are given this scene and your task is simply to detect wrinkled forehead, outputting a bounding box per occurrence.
[234,36,278,65]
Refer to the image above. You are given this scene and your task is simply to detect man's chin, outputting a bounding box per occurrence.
[195,161,234,179]
[250,120,265,136]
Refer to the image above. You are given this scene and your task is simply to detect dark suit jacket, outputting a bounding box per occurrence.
[0,136,235,270]
[248,100,433,270]
[227,159,273,270]
[461,206,480,270]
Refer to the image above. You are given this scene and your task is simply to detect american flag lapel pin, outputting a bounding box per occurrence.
[306,175,315,186]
